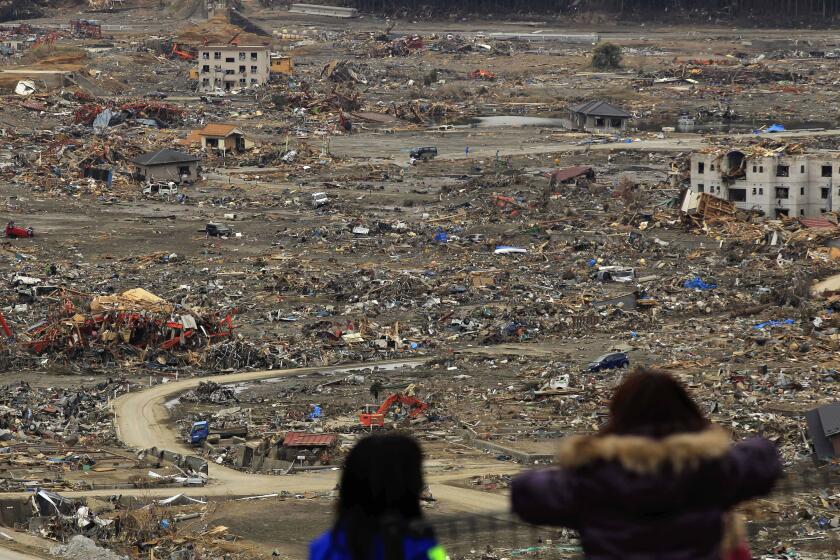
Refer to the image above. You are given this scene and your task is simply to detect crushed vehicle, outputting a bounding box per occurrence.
[587,352,630,372]
[5,222,33,239]
[143,181,178,196]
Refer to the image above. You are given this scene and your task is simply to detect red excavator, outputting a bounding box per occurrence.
[359,393,429,427]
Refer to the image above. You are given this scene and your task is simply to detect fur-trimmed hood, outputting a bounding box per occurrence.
[556,426,731,474]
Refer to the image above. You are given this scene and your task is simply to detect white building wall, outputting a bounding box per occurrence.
[689,152,840,218]
[197,45,270,93]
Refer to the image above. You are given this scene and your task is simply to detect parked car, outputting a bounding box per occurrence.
[587,352,630,372]
[409,146,438,161]
[205,223,232,237]
[143,181,178,197]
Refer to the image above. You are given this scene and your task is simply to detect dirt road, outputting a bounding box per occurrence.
[61,359,520,512]
[331,128,840,165]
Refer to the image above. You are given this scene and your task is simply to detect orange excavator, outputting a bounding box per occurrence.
[359,393,429,427]
[171,43,195,61]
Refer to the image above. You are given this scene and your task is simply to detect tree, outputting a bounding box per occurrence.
[592,42,622,70]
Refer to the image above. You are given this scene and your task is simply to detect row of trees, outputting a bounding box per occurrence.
[345,0,840,18]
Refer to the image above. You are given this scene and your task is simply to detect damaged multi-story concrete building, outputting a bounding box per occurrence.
[196,44,270,93]
[690,147,840,218]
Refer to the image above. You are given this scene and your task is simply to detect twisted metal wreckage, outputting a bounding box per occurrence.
[13,287,235,362]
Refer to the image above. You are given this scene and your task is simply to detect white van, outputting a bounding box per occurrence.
[143,181,178,197]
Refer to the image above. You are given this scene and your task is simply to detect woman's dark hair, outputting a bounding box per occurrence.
[334,433,424,560]
[601,368,709,438]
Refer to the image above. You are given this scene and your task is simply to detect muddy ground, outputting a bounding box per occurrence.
[1,1,840,558]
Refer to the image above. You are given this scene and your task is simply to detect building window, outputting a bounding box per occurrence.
[759,166,764,172]
[251,65,258,73]
[752,165,757,172]
[214,51,221,59]
[800,209,805,216]
[202,78,209,86]
[225,69,235,75]
[698,162,705,174]
[775,208,790,217]
[251,52,258,60]
[752,188,756,195]
[595,117,605,127]
[697,184,704,193]
[710,164,715,171]
[239,78,246,85]
[823,165,833,177]
[239,65,246,73]
[225,57,235,63]
[801,187,805,195]
[822,188,830,199]
[759,187,764,195]
[801,165,805,173]
[776,165,789,177]
[251,78,257,84]
[729,189,747,202]
[610,118,622,128]
[202,65,209,72]
[239,52,246,60]
[776,187,789,199]
[202,52,209,60]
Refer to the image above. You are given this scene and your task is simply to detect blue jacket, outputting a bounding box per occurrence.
[309,528,445,560]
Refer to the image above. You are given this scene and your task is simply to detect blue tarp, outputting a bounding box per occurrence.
[755,123,786,134]
[753,319,795,329]
[683,276,717,290]
[308,405,322,419]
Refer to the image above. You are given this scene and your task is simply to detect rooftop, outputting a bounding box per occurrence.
[568,100,632,118]
[132,149,200,166]
[282,432,337,447]
[197,123,243,137]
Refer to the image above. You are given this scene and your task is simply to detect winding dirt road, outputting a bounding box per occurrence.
[100,360,517,512]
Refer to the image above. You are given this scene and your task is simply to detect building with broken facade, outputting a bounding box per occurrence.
[196,45,270,93]
[690,147,840,218]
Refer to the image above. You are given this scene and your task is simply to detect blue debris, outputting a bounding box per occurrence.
[433,230,448,243]
[753,319,795,330]
[683,276,717,290]
[307,405,322,419]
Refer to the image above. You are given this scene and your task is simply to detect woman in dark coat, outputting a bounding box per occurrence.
[511,368,782,560]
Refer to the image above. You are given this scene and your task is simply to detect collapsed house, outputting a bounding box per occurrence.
[228,431,337,471]
[22,288,235,364]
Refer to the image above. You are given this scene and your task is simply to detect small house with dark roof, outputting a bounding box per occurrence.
[131,149,200,183]
[568,100,632,133]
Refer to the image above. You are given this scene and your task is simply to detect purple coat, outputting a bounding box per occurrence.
[511,427,781,560]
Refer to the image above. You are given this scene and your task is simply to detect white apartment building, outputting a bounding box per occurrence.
[690,149,840,218]
[197,45,270,93]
